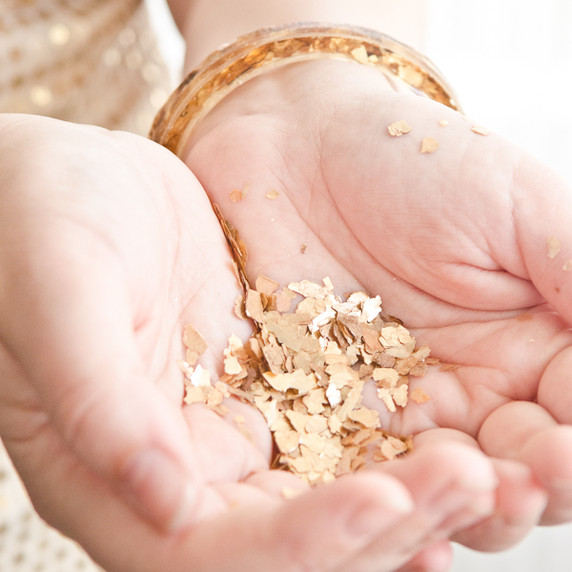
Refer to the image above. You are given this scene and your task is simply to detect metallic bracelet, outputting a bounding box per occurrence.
[149,23,461,157]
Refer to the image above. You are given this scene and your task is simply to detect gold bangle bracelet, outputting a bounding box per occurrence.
[149,23,461,157]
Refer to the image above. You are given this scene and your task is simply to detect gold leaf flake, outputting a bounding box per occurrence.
[439,119,449,127]
[245,289,265,322]
[255,274,280,296]
[224,355,243,375]
[328,414,342,434]
[348,407,381,429]
[377,387,397,412]
[393,384,409,408]
[547,236,561,259]
[233,293,246,320]
[379,325,415,358]
[373,367,399,386]
[350,45,369,64]
[265,189,280,200]
[302,388,326,414]
[299,432,327,454]
[305,415,329,434]
[263,369,315,395]
[387,120,412,137]
[439,362,461,372]
[183,324,208,355]
[189,364,211,387]
[229,189,245,202]
[421,137,439,154]
[184,385,208,405]
[380,436,409,460]
[212,203,249,292]
[289,279,332,300]
[410,387,431,403]
[361,295,382,322]
[326,382,342,407]
[322,277,334,291]
[275,430,300,453]
[471,125,490,136]
[181,276,429,485]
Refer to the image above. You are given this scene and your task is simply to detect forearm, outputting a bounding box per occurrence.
[166,0,427,71]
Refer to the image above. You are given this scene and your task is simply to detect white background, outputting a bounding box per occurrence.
[147,1,572,569]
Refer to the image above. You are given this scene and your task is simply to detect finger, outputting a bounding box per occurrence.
[0,240,202,533]
[507,151,572,323]
[413,429,546,552]
[412,427,480,450]
[478,401,572,524]
[394,540,453,572]
[342,442,497,571]
[538,345,572,424]
[34,454,416,572]
[452,459,546,551]
[182,404,271,482]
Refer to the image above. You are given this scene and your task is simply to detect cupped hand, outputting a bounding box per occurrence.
[184,59,572,558]
[0,114,492,572]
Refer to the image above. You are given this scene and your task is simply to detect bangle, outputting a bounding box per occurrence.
[149,23,461,156]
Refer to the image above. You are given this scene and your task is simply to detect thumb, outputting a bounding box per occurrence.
[511,153,572,321]
[0,236,202,533]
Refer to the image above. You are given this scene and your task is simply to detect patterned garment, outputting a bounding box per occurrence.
[0,0,172,135]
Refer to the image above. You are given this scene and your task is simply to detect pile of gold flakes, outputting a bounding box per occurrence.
[180,276,433,485]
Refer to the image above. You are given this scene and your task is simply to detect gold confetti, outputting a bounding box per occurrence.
[215,278,433,484]
[421,137,439,154]
[350,45,369,64]
[229,189,244,202]
[471,125,490,136]
[410,387,431,404]
[387,120,412,137]
[547,236,561,259]
[265,189,280,200]
[182,324,208,365]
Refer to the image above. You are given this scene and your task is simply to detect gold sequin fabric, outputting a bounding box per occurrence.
[0,0,173,134]
[0,442,103,571]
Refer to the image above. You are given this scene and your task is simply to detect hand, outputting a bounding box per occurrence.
[1,114,495,572]
[184,60,572,560]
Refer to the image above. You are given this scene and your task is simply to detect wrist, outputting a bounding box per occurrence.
[150,23,459,160]
[182,59,397,155]
[179,0,428,71]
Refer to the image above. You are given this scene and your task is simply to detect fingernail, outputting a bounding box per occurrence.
[123,448,197,532]
[346,492,413,539]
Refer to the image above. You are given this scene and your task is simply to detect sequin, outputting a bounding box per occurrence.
[29,85,52,106]
[118,26,136,46]
[48,23,70,46]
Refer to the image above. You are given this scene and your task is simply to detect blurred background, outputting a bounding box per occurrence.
[146,0,572,570]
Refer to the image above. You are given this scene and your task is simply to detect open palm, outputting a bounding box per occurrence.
[3,54,571,571]
[0,115,491,572]
[182,59,572,553]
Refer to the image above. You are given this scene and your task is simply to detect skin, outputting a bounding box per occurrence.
[184,60,572,558]
[1,56,571,571]
[0,113,495,572]
[168,0,427,69]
